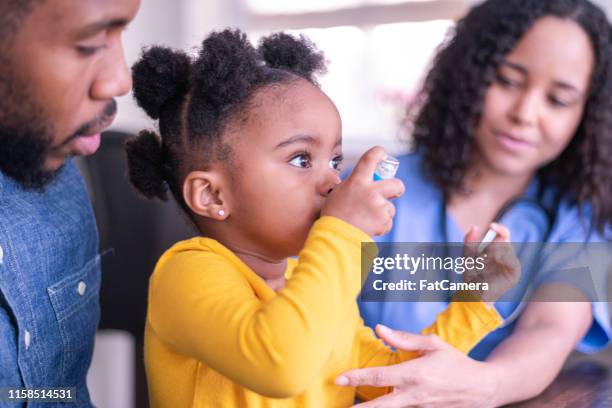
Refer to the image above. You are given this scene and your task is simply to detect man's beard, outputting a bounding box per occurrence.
[0,116,60,190]
[0,67,59,190]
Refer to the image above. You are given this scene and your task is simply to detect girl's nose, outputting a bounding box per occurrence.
[318,171,341,197]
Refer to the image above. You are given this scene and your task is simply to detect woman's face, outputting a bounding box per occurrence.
[475,16,595,177]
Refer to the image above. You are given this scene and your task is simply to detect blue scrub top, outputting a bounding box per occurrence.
[358,153,611,359]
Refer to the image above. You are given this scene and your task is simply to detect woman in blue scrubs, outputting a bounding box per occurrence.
[339,0,612,406]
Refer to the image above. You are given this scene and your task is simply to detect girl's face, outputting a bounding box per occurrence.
[475,16,595,177]
[224,79,343,259]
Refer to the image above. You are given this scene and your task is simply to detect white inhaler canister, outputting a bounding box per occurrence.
[373,156,400,180]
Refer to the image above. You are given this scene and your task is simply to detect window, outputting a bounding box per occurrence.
[246,0,447,16]
[242,1,469,155]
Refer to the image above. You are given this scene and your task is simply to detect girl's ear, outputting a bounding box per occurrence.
[182,170,230,220]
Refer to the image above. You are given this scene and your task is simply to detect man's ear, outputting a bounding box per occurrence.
[182,170,230,220]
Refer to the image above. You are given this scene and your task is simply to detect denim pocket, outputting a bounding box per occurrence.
[47,255,101,382]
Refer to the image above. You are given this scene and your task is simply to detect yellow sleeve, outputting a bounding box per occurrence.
[148,216,375,398]
[356,301,503,401]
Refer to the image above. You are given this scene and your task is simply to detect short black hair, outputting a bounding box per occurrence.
[408,0,612,235]
[125,29,326,215]
[0,0,42,47]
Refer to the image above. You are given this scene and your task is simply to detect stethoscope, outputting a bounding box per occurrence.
[439,186,559,327]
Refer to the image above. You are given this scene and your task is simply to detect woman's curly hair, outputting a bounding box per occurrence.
[409,0,612,234]
[125,29,325,214]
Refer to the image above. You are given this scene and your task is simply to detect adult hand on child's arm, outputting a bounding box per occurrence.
[338,325,498,408]
[337,293,592,407]
[322,146,404,237]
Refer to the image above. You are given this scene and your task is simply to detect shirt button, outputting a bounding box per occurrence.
[24,330,31,349]
[77,281,87,296]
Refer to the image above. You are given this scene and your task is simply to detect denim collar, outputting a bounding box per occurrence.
[0,162,71,197]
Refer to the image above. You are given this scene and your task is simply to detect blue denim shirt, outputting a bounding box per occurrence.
[0,161,100,407]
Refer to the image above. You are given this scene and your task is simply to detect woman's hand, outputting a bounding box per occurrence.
[336,325,500,408]
[463,223,521,303]
[321,146,404,236]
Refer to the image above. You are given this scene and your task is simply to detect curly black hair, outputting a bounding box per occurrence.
[408,0,612,235]
[125,29,326,214]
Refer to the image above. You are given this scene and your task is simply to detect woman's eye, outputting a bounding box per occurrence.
[329,155,344,171]
[548,95,571,108]
[496,73,522,89]
[289,153,311,168]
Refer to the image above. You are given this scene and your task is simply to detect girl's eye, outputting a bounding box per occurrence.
[329,154,344,171]
[289,153,312,168]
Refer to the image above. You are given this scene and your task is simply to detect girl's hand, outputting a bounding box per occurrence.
[463,223,521,302]
[321,146,404,237]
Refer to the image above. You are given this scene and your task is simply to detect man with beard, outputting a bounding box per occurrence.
[0,0,140,405]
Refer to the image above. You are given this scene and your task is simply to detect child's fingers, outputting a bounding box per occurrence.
[386,201,396,220]
[350,146,387,182]
[375,178,405,199]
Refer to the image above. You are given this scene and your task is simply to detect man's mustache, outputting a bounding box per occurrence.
[54,99,117,150]
[75,99,117,136]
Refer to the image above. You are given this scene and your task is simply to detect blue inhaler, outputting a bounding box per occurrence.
[373,155,400,180]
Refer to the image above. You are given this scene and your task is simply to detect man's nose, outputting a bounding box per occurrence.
[90,42,133,100]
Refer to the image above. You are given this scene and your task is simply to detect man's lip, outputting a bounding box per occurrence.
[77,112,116,137]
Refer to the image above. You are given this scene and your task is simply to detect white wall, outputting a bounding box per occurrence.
[593,0,612,19]
[111,0,242,134]
[110,0,612,136]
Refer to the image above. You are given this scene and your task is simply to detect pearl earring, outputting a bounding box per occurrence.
[218,210,225,217]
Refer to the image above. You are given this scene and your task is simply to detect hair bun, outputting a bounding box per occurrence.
[191,29,261,110]
[131,46,191,119]
[125,130,168,201]
[259,32,326,82]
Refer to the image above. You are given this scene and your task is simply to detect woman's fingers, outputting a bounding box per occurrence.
[336,364,411,388]
[489,222,511,242]
[376,325,447,352]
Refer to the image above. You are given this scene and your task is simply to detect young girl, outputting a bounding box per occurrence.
[126,30,513,407]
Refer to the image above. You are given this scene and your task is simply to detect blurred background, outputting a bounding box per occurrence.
[78,1,612,407]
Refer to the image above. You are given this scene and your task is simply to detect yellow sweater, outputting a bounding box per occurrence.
[145,216,502,407]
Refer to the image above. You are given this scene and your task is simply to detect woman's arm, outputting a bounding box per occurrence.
[484,286,592,406]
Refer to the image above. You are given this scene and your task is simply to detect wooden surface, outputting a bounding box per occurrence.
[512,349,612,407]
